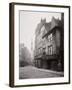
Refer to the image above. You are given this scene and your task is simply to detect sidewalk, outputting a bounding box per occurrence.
[38,68,64,76]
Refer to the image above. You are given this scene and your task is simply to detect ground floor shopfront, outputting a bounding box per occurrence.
[34,55,64,72]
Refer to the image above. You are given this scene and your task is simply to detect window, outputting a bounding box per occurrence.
[48,33,52,42]
[42,47,46,55]
[39,48,40,54]
[48,45,53,55]
[50,46,53,55]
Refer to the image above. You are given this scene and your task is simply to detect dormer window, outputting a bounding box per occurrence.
[48,33,52,42]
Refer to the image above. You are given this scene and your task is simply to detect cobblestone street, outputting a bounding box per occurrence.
[19,65,64,79]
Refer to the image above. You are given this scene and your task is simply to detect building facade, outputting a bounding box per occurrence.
[34,13,64,71]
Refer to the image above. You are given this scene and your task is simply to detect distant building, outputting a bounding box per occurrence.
[31,39,34,60]
[19,43,25,67]
[34,13,64,71]
[19,43,33,67]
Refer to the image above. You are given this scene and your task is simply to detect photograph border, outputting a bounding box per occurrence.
[9,2,70,87]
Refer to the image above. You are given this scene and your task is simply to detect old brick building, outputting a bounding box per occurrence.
[34,13,64,71]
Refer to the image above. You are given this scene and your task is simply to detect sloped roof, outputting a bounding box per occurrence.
[35,18,46,35]
[42,22,51,38]
[51,17,61,30]
[35,17,62,38]
[45,22,51,32]
[42,17,61,38]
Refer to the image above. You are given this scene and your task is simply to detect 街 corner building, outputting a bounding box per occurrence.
[34,13,64,72]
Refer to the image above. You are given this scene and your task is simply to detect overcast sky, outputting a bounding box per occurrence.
[20,11,61,53]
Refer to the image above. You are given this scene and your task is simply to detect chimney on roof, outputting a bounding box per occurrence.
[41,18,46,23]
[52,17,55,21]
[41,18,42,22]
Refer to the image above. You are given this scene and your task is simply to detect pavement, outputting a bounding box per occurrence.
[19,65,64,79]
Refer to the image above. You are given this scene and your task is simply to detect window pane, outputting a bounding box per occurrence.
[51,46,53,55]
[48,45,53,55]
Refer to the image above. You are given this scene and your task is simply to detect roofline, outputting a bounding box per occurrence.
[42,26,61,38]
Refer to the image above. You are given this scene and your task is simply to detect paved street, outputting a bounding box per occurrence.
[19,65,64,79]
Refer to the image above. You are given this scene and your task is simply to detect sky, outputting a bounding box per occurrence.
[20,10,61,53]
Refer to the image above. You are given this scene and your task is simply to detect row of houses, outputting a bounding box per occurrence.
[34,13,64,71]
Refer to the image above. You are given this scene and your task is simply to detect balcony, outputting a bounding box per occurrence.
[34,52,58,60]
